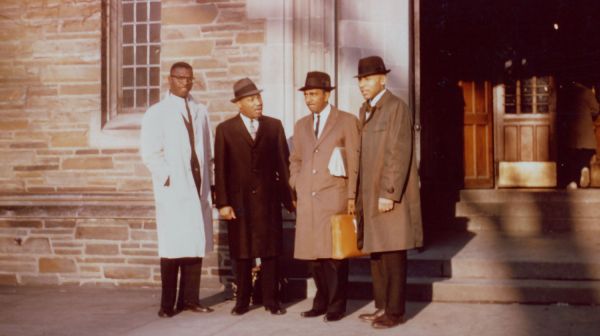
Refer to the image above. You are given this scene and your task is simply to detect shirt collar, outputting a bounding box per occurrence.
[369,89,386,107]
[314,103,331,119]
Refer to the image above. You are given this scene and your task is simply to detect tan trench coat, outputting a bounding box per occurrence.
[290,106,360,259]
[356,90,423,253]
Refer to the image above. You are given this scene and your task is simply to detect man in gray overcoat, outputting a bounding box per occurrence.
[289,71,360,322]
[354,56,423,329]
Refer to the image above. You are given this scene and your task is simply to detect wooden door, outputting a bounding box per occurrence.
[495,76,557,187]
[462,80,494,188]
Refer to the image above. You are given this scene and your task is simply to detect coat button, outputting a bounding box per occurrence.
[314,149,319,153]
[252,190,257,194]
[387,187,395,193]
[311,192,316,196]
[312,169,317,174]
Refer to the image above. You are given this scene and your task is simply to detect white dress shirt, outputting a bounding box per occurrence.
[313,104,331,139]
[367,89,387,119]
[239,113,259,138]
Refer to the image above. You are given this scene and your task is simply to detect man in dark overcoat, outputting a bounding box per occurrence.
[214,77,294,316]
[354,56,423,329]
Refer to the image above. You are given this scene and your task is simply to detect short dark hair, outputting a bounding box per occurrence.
[170,61,192,74]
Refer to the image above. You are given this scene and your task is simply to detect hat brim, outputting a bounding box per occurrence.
[230,89,263,103]
[354,69,391,79]
[298,86,336,92]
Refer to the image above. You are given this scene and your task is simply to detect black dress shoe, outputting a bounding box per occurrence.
[300,309,325,318]
[371,314,404,329]
[358,308,384,322]
[230,305,249,316]
[157,308,175,318]
[181,304,214,313]
[323,312,344,322]
[265,305,286,315]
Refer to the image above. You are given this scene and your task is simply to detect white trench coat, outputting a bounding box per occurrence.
[140,93,214,258]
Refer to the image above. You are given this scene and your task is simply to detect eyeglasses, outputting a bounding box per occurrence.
[170,75,194,83]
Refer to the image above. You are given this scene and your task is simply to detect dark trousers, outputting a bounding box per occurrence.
[370,250,407,318]
[160,257,203,312]
[309,258,349,314]
[234,257,278,308]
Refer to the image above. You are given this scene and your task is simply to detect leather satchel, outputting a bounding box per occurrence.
[331,214,367,259]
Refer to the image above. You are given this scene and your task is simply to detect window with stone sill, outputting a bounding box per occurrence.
[102,0,161,130]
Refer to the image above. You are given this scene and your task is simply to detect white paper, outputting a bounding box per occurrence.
[328,147,347,177]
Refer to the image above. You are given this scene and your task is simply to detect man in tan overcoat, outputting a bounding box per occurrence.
[354,56,423,329]
[289,71,360,322]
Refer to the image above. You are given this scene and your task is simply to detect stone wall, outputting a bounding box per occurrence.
[0,0,266,287]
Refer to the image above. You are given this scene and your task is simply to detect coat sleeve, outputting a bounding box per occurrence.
[214,123,228,208]
[288,121,302,191]
[344,115,361,199]
[140,108,170,185]
[380,101,413,202]
[274,120,295,210]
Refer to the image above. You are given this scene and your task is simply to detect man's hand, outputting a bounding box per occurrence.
[219,206,236,220]
[378,198,394,213]
[347,199,356,215]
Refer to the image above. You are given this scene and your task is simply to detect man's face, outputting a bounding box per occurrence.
[303,89,330,114]
[358,74,386,100]
[168,67,194,98]
[236,94,263,119]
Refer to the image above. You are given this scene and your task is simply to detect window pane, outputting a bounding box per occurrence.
[136,89,148,108]
[150,2,161,21]
[149,67,160,86]
[136,3,148,22]
[136,24,147,43]
[136,68,147,87]
[149,45,160,64]
[123,68,134,87]
[123,89,134,108]
[123,46,133,65]
[149,23,160,43]
[123,25,133,44]
[136,46,148,65]
[150,89,160,105]
[537,104,549,113]
[123,3,134,23]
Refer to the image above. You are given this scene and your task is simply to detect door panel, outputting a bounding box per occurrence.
[462,81,494,188]
[495,77,557,187]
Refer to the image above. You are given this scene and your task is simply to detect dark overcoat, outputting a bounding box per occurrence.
[214,114,294,258]
[356,90,423,253]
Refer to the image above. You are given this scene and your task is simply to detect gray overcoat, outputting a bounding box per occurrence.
[356,90,423,253]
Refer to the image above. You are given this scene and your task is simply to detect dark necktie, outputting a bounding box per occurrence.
[183,99,202,197]
[364,104,376,124]
[314,114,321,138]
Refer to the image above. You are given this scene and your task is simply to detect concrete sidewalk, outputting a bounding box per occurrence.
[1,286,599,336]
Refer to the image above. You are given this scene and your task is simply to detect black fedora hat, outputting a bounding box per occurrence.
[355,56,391,78]
[298,71,335,91]
[231,77,262,103]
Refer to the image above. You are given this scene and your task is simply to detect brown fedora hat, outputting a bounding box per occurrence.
[355,56,391,78]
[231,77,262,103]
[298,71,336,91]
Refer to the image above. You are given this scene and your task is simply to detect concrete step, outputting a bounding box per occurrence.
[287,232,600,304]
[293,275,600,304]
[459,189,600,203]
[372,277,600,304]
[454,189,600,234]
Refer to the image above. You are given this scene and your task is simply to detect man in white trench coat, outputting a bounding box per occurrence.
[141,62,214,318]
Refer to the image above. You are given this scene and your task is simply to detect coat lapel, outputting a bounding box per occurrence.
[233,114,255,147]
[253,116,265,145]
[315,106,338,146]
